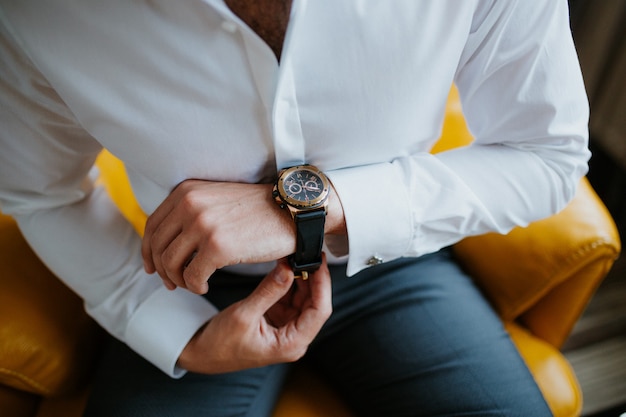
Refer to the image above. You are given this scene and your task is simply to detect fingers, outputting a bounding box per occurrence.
[183,269,210,294]
[179,259,333,373]
[257,257,332,362]
[141,189,178,274]
[241,262,295,317]
[291,255,332,339]
[162,235,201,291]
[142,181,215,293]
[182,243,222,294]
[143,208,198,291]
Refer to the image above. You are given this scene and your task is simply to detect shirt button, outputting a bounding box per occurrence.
[366,256,384,266]
[221,20,238,33]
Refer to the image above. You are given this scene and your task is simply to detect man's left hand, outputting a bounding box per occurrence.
[141,180,296,294]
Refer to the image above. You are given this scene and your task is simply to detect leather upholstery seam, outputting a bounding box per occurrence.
[487,238,620,321]
[562,237,621,265]
[0,367,51,396]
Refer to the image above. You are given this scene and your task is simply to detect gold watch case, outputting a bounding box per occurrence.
[273,165,330,211]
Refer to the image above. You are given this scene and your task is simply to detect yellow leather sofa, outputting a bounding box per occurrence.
[0,88,621,417]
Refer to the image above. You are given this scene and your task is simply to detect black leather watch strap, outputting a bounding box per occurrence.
[289,209,326,272]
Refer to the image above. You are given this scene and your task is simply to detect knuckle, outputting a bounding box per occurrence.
[186,282,204,294]
[179,185,206,210]
[180,193,199,214]
[161,260,182,286]
[202,235,232,268]
[160,246,176,266]
[229,308,249,329]
[143,218,155,237]
[182,268,204,290]
[191,211,214,232]
[149,228,162,247]
[175,179,195,193]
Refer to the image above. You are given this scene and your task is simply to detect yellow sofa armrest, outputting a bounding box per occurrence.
[0,214,103,397]
[453,177,621,347]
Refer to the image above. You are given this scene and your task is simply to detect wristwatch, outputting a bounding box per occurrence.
[273,165,330,279]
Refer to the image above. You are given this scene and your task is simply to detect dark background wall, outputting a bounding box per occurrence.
[569,0,626,232]
[562,2,626,416]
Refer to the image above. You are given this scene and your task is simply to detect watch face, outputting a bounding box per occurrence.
[278,166,330,208]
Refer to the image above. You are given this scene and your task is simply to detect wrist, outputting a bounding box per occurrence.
[325,185,347,236]
[177,321,208,371]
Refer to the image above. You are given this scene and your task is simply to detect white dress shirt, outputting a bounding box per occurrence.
[0,0,589,377]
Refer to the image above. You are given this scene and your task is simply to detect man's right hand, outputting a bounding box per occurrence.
[177,257,332,374]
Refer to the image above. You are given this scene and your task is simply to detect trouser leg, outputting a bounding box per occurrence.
[83,337,289,417]
[84,249,552,417]
[308,249,553,417]
[83,272,289,417]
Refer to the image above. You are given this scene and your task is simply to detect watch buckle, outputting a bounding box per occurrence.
[294,270,309,280]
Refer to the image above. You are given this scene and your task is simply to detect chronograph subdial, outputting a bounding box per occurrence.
[275,165,329,209]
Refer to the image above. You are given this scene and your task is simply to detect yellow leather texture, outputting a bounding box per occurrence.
[507,323,582,417]
[454,178,621,346]
[0,214,103,397]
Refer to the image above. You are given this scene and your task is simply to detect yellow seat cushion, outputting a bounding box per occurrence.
[0,214,103,398]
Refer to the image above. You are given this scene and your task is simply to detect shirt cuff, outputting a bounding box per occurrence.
[326,162,413,276]
[124,285,219,378]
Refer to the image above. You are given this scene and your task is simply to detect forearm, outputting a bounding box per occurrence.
[13,184,217,377]
[327,0,589,276]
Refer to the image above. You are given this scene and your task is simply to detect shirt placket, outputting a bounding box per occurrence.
[272,61,306,169]
[200,0,308,171]
[271,0,309,170]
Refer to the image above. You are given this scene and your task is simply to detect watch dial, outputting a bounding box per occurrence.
[282,170,325,203]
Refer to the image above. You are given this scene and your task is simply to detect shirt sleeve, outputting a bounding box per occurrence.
[0,22,217,378]
[328,0,590,276]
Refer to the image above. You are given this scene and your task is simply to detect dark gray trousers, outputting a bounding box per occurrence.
[83,249,552,417]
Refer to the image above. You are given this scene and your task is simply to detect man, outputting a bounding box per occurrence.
[0,1,589,415]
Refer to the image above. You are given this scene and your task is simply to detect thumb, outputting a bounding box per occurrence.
[241,263,294,316]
